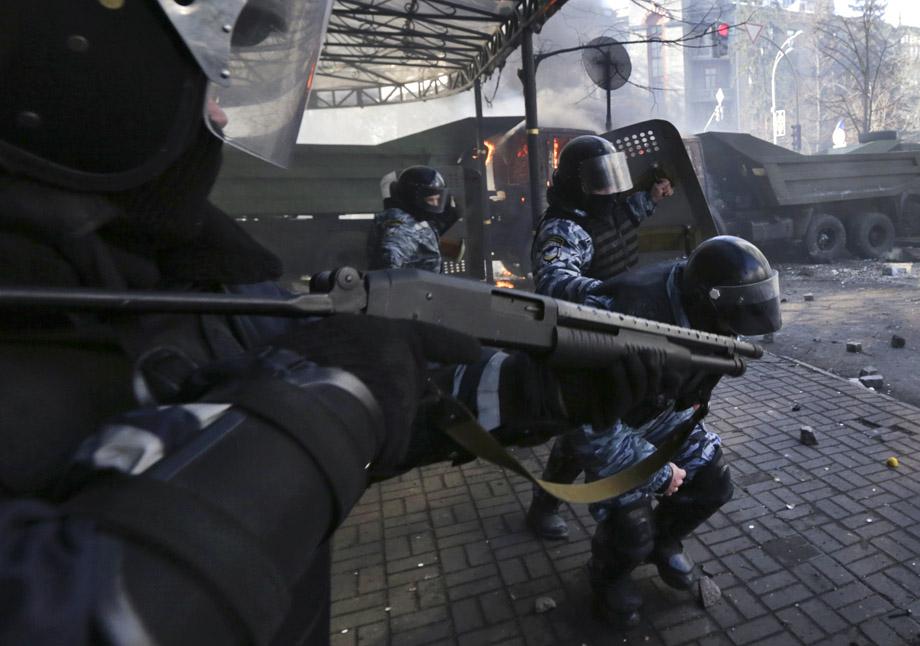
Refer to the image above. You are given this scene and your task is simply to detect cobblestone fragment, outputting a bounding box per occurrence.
[533,596,556,614]
[799,426,818,446]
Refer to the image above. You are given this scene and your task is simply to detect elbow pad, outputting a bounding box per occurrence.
[64,365,381,646]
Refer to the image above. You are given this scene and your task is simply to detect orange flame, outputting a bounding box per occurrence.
[495,280,516,289]
[484,140,495,166]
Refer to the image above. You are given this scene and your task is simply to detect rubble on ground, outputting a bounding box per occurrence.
[799,426,818,446]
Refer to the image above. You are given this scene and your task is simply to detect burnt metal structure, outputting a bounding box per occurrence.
[311,0,569,109]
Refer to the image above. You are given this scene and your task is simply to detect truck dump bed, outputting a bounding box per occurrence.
[698,132,920,207]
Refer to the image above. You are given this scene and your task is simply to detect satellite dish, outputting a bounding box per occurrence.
[581,37,631,91]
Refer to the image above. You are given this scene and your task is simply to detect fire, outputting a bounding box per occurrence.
[484,140,495,166]
[552,137,561,169]
[516,143,528,159]
[495,280,516,289]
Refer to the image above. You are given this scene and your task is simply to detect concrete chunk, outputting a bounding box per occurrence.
[846,341,862,353]
[859,366,879,377]
[803,293,815,302]
[799,426,818,446]
[859,374,884,390]
[534,596,556,614]
[697,576,722,608]
[892,335,906,349]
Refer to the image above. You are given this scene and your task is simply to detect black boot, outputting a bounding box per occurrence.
[526,436,582,540]
[589,498,655,628]
[526,488,569,539]
[587,558,643,628]
[652,453,734,590]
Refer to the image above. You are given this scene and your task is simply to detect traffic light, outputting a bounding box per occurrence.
[791,124,802,152]
[712,22,730,58]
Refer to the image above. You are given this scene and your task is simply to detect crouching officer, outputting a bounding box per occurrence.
[367,166,461,272]
[0,2,674,644]
[526,236,783,627]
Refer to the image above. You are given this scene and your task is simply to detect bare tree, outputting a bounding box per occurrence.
[815,0,916,138]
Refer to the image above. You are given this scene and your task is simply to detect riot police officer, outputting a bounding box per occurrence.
[527,236,783,627]
[0,2,672,643]
[367,166,460,272]
[527,134,675,538]
[531,135,673,308]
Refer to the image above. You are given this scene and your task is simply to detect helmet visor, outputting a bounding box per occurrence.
[708,271,782,336]
[204,0,333,168]
[578,151,633,195]
[416,185,448,215]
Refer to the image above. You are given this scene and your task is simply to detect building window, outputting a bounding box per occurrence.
[703,66,717,90]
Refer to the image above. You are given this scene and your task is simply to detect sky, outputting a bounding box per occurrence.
[836,0,920,26]
[298,0,920,145]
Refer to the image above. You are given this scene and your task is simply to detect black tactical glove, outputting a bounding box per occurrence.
[271,315,481,468]
[431,193,461,235]
[554,347,683,429]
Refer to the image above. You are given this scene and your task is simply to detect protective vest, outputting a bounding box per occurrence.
[578,202,641,280]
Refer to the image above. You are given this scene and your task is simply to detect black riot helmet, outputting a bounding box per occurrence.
[682,236,782,336]
[393,166,448,218]
[0,0,332,193]
[551,135,633,207]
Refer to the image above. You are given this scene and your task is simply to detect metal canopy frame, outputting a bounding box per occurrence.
[310,0,568,109]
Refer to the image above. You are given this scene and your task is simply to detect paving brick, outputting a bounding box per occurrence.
[797,598,847,635]
[390,605,449,633]
[451,597,484,633]
[659,616,720,645]
[328,354,920,646]
[775,606,826,644]
[724,586,768,621]
[479,589,515,625]
[457,619,518,646]
[389,618,453,646]
[726,615,784,645]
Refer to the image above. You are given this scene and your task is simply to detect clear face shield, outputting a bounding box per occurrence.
[156,0,333,168]
[707,271,782,336]
[579,151,633,195]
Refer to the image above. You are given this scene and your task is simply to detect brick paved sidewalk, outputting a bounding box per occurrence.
[329,354,920,646]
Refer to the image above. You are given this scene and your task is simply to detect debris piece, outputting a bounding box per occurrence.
[785,504,795,510]
[846,341,862,353]
[887,457,900,468]
[859,366,879,377]
[882,263,912,276]
[813,337,821,343]
[891,334,906,349]
[888,609,912,618]
[761,333,774,343]
[803,293,815,302]
[780,298,788,303]
[867,429,886,442]
[534,596,556,614]
[859,374,884,390]
[799,426,818,446]
[697,576,722,608]
[791,403,802,412]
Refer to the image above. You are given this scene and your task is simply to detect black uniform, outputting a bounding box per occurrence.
[0,3,672,643]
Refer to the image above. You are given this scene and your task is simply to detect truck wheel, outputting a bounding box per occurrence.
[849,212,895,259]
[804,214,847,263]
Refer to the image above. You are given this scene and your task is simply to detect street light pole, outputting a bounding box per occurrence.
[771,30,802,145]
[520,28,543,228]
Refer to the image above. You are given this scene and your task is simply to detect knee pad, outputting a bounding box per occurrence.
[593,499,655,565]
[683,452,734,509]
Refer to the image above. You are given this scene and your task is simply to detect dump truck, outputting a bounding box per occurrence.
[684,132,920,262]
